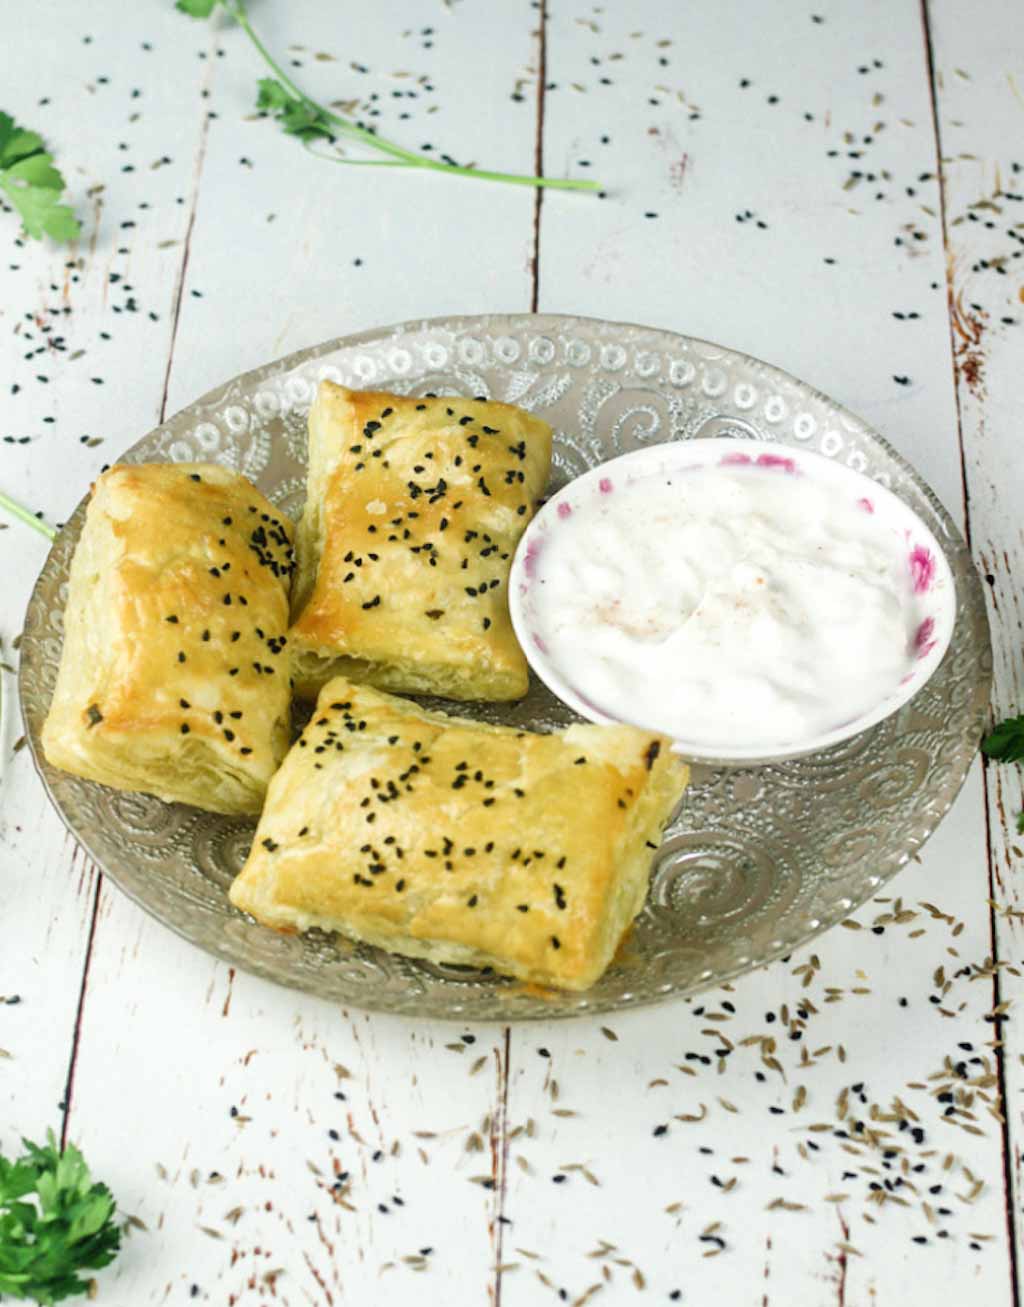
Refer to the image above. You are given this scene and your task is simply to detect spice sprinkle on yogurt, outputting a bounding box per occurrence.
[515,444,952,756]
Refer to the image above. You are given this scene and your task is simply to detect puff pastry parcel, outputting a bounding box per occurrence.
[229,678,688,990]
[289,382,553,702]
[42,462,294,815]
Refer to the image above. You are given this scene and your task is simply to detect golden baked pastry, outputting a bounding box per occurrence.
[289,382,553,701]
[42,462,294,815]
[229,678,688,990]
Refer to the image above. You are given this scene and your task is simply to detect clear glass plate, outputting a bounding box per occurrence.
[18,314,992,1020]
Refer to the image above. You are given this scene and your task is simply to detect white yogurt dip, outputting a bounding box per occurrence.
[516,447,947,754]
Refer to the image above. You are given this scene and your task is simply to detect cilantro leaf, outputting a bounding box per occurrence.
[255,77,293,113]
[256,78,335,143]
[0,1131,121,1304]
[0,112,80,244]
[0,120,46,169]
[175,0,220,16]
[981,715,1024,764]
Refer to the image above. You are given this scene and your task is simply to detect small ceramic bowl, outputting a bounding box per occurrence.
[509,438,957,766]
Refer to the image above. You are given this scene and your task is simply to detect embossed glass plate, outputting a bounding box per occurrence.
[19,314,992,1020]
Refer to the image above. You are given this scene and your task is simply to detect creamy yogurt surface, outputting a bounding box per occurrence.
[524,458,937,751]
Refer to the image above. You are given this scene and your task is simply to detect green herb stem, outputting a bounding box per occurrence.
[301,149,409,167]
[0,489,56,541]
[225,0,602,193]
[418,164,601,192]
[227,1,425,166]
[308,146,603,191]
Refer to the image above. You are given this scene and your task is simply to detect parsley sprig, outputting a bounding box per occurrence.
[177,0,603,192]
[981,716,1024,833]
[0,114,79,244]
[0,1132,121,1304]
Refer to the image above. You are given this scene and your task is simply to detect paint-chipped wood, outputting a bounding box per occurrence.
[927,1,1024,1300]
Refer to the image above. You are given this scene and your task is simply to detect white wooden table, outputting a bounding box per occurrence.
[2,2,1022,1303]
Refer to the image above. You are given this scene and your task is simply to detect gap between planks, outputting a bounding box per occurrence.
[59,867,102,1150]
[159,81,214,425]
[492,7,548,1300]
[489,6,552,1300]
[529,0,548,314]
[919,2,1021,1303]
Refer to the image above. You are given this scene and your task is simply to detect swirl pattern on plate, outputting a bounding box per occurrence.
[18,314,991,1019]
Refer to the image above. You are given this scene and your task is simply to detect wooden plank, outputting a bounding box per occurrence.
[927,0,1024,1298]
[536,0,966,511]
[74,968,514,1303]
[502,1,1016,1302]
[51,1,540,1301]
[163,0,540,409]
[0,759,100,1143]
[0,2,215,1149]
